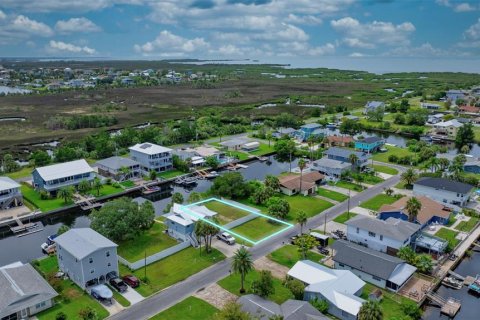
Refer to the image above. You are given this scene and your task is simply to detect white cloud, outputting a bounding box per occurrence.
[464,18,480,40]
[134,30,210,56]
[55,17,101,33]
[285,14,322,25]
[349,52,370,57]
[0,10,6,20]
[331,17,415,48]
[308,43,335,56]
[48,40,97,54]
[12,15,54,36]
[0,0,145,13]
[384,43,469,58]
[455,3,476,12]
[0,14,54,44]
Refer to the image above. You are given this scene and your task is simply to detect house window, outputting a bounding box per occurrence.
[90,269,95,274]
[339,263,345,267]
[36,301,46,309]
[89,258,93,263]
[108,263,111,267]
[356,227,359,234]
[106,251,110,257]
[380,235,383,241]
[368,231,376,237]
[373,276,382,281]
[59,255,63,261]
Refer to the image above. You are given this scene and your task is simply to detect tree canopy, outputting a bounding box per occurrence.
[210,172,251,199]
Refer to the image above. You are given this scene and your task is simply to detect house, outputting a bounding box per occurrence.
[332,240,416,292]
[325,135,354,148]
[354,136,385,153]
[324,147,370,170]
[193,146,226,162]
[413,177,474,207]
[273,127,297,139]
[238,294,328,320]
[378,196,453,227]
[427,113,444,124]
[432,119,463,138]
[55,228,118,289]
[32,159,95,194]
[296,123,324,141]
[421,102,441,110]
[219,138,248,150]
[165,203,217,244]
[459,105,480,114]
[129,142,173,174]
[346,215,421,255]
[446,90,467,103]
[310,158,351,180]
[279,172,324,196]
[288,260,365,320]
[364,101,385,114]
[95,156,140,181]
[0,261,58,319]
[242,141,260,152]
[0,177,22,210]
[437,154,480,174]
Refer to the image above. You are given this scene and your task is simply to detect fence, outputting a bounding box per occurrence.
[118,241,190,271]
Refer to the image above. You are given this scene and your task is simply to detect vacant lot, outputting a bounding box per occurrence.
[204,200,250,225]
[150,296,218,320]
[360,194,401,211]
[268,245,324,268]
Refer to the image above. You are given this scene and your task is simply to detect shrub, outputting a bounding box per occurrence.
[310,297,329,314]
[56,312,68,320]
[40,190,49,200]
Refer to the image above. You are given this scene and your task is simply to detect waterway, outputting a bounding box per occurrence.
[424,249,480,320]
[0,86,31,95]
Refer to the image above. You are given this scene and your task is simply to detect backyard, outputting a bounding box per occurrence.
[317,187,348,202]
[119,247,225,297]
[204,200,250,225]
[329,180,364,192]
[117,222,178,262]
[149,296,218,320]
[268,245,324,268]
[360,194,401,211]
[249,143,276,156]
[455,217,479,233]
[371,164,399,175]
[372,145,415,164]
[435,228,460,248]
[333,212,358,224]
[230,216,289,243]
[157,170,185,180]
[360,283,416,319]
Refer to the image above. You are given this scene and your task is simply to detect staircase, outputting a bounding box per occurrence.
[187,233,199,248]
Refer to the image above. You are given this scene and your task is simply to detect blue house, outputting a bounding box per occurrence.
[364,101,385,114]
[446,90,467,103]
[296,123,323,141]
[323,147,370,170]
[354,137,385,153]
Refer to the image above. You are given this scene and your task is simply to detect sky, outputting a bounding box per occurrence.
[0,0,479,72]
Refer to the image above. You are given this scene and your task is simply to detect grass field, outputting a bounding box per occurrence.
[249,143,275,156]
[358,174,384,185]
[435,228,460,248]
[281,195,333,220]
[149,297,218,320]
[230,217,288,242]
[35,257,109,320]
[227,150,250,161]
[333,212,358,224]
[372,145,415,164]
[120,180,135,188]
[361,283,415,320]
[218,269,294,304]
[372,164,399,175]
[6,165,33,179]
[455,217,479,233]
[21,184,73,212]
[204,200,249,225]
[330,180,364,191]
[317,187,348,202]
[117,223,177,262]
[119,247,225,297]
[157,170,185,180]
[268,245,324,268]
[360,194,401,211]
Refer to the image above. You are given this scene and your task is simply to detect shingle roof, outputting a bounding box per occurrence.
[129,142,172,155]
[279,172,324,191]
[34,159,93,181]
[95,156,139,170]
[0,262,58,318]
[414,177,474,194]
[324,147,370,160]
[301,123,322,129]
[379,196,452,225]
[346,215,420,241]
[332,240,415,281]
[0,176,20,191]
[358,136,383,144]
[312,157,352,170]
[55,228,117,260]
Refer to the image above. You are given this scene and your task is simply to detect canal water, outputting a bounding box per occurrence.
[423,249,480,320]
[0,157,300,266]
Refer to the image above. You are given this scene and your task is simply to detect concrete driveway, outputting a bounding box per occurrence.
[211,238,241,258]
[121,288,145,305]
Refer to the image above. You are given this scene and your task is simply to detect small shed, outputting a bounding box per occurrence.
[310,232,329,247]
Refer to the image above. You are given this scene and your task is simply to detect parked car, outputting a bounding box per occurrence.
[217,232,236,245]
[290,235,300,244]
[109,278,128,292]
[91,284,113,303]
[317,246,330,255]
[122,275,140,288]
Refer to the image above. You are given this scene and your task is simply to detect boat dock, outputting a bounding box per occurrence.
[9,218,44,237]
[426,292,461,317]
[75,194,103,211]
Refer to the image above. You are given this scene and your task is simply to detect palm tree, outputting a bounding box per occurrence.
[429,158,439,173]
[349,153,359,172]
[415,254,433,274]
[195,220,206,255]
[439,158,450,171]
[358,300,383,320]
[266,132,273,147]
[401,168,417,188]
[296,210,308,234]
[406,197,422,223]
[119,166,131,181]
[298,158,307,194]
[188,192,203,203]
[460,144,470,154]
[78,180,91,194]
[92,178,102,197]
[57,186,73,204]
[232,246,253,294]
[307,136,316,161]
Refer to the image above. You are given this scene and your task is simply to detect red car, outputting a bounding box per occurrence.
[122,275,140,288]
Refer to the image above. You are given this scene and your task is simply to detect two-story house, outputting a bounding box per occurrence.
[354,137,385,153]
[446,89,467,103]
[421,102,441,110]
[32,159,95,194]
[129,142,173,175]
[296,123,324,141]
[55,228,119,289]
[346,215,421,255]
[0,177,22,210]
[432,119,463,138]
[413,177,474,208]
[324,147,370,170]
[95,156,140,181]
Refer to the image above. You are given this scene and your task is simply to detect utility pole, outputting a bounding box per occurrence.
[144,250,147,281]
[347,189,351,219]
[289,151,292,173]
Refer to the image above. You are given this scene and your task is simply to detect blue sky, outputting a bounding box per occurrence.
[0,0,479,69]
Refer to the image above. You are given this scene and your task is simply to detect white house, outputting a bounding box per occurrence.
[129,142,173,175]
[432,119,463,138]
[345,215,421,255]
[413,177,474,208]
[55,228,119,289]
[0,176,22,210]
[288,260,365,320]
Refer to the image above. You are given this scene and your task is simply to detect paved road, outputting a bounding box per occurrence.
[108,168,405,320]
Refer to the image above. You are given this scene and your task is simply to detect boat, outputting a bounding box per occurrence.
[47,234,57,245]
[468,274,480,293]
[442,277,463,289]
[142,186,161,195]
[205,171,219,179]
[257,156,268,162]
[41,242,56,254]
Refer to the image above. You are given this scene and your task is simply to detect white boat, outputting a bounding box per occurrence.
[442,277,463,289]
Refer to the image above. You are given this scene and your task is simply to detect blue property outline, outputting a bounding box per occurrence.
[179,197,294,245]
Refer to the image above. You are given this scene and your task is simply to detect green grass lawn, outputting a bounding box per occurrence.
[371,164,399,175]
[21,184,73,212]
[35,257,109,320]
[204,200,249,225]
[361,283,415,320]
[95,184,123,197]
[120,180,135,188]
[230,217,288,242]
[435,228,460,248]
[372,145,415,164]
[6,165,33,179]
[281,195,333,220]
[268,245,324,268]
[218,269,294,304]
[119,247,225,297]
[108,285,131,307]
[227,150,250,161]
[117,223,177,262]
[149,296,218,320]
[360,194,401,211]
[330,180,364,192]
[455,217,479,233]
[394,181,407,189]
[157,170,185,180]
[249,143,275,156]
[358,174,384,185]
[317,187,348,202]
[333,212,358,224]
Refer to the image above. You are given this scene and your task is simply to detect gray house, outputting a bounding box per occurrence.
[413,177,474,207]
[0,261,58,319]
[333,240,416,292]
[324,147,370,170]
[0,176,22,210]
[310,157,352,180]
[364,101,385,113]
[55,228,118,289]
[95,156,140,181]
[32,159,95,194]
[238,294,328,320]
[129,142,173,175]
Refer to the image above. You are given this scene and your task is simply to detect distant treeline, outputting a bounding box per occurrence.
[45,115,118,130]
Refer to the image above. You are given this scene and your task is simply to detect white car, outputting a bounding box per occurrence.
[217,232,236,245]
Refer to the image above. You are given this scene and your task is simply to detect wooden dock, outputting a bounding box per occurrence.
[426,292,461,317]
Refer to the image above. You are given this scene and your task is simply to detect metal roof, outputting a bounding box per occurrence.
[0,176,20,191]
[312,157,351,170]
[95,156,139,170]
[346,215,420,241]
[34,159,94,182]
[55,228,117,260]
[414,177,474,194]
[324,147,370,160]
[129,142,172,155]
